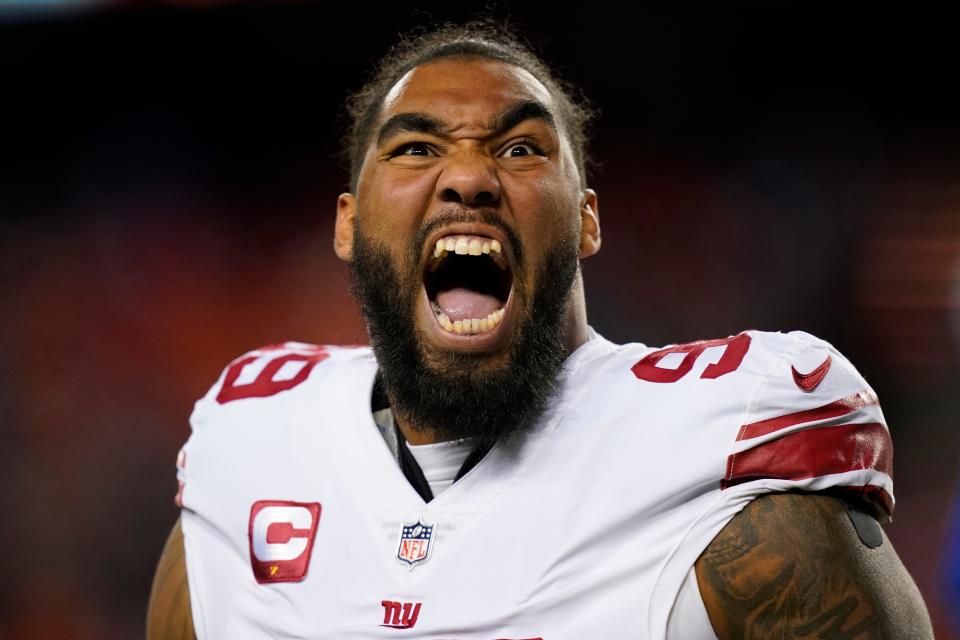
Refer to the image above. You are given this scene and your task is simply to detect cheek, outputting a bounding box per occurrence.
[507,170,576,213]
[358,170,437,274]
[504,173,579,249]
[365,170,436,234]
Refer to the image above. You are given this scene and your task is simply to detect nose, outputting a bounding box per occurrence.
[436,147,501,207]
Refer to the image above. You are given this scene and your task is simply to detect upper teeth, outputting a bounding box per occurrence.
[434,235,502,259]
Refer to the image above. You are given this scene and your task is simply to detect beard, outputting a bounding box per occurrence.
[348,213,580,449]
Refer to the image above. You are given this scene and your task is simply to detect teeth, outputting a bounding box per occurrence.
[427,235,510,334]
[433,306,506,335]
[438,312,453,331]
[429,235,504,260]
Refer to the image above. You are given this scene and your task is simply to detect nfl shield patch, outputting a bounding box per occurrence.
[396,519,436,569]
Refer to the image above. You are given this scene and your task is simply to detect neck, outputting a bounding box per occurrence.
[395,408,440,445]
[560,272,591,356]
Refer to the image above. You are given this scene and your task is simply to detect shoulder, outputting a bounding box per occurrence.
[733,330,884,442]
[717,331,894,519]
[206,341,370,402]
[744,329,876,400]
[581,329,892,512]
[189,341,373,428]
[174,341,374,510]
[582,328,869,399]
[629,330,900,635]
[596,328,878,409]
[622,328,868,385]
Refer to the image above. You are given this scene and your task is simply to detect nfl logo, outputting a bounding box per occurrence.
[396,519,436,569]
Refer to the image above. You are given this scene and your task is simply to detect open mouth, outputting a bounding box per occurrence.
[423,234,513,336]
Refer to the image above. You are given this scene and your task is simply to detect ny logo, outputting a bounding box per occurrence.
[380,600,422,629]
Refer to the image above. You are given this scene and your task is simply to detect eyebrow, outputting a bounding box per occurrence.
[375,99,558,148]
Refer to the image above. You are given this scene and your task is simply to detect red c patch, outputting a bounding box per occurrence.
[248,500,321,584]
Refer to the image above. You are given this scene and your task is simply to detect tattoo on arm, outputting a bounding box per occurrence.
[695,492,933,640]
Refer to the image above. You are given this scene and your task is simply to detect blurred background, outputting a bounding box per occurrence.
[1,1,959,637]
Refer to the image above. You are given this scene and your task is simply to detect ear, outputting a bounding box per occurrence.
[335,193,356,261]
[578,188,601,259]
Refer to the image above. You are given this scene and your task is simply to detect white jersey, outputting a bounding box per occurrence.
[176,328,893,640]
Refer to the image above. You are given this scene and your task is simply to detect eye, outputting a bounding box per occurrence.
[391,142,434,157]
[501,139,545,158]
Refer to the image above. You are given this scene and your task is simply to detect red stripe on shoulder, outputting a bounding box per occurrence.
[737,391,878,441]
[722,421,893,492]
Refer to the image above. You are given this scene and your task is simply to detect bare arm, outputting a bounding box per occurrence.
[147,517,196,640]
[695,492,932,639]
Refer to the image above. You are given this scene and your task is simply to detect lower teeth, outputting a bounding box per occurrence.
[432,303,505,335]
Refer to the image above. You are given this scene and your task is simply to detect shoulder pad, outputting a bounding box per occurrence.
[190,342,369,426]
[726,330,894,519]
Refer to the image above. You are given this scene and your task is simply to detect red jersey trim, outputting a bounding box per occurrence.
[737,390,879,441]
[722,422,894,517]
[724,422,892,485]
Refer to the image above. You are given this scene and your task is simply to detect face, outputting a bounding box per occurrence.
[336,58,600,444]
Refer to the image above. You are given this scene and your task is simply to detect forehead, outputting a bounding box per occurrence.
[380,58,557,127]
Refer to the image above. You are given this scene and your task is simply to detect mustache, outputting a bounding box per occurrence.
[412,208,524,267]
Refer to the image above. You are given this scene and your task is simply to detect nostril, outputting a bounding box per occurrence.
[474,191,496,205]
[440,188,497,206]
[441,188,464,203]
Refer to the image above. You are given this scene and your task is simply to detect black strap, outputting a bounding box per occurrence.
[393,423,494,503]
[374,373,494,502]
[395,425,435,503]
[371,375,390,412]
[454,442,493,481]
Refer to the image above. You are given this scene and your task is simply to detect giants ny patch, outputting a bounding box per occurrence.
[396,519,435,569]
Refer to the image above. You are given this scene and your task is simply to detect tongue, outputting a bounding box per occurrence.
[436,287,501,322]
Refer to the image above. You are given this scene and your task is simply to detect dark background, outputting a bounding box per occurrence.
[1,1,959,637]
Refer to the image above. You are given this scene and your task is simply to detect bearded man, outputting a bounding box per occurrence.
[147,20,933,639]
